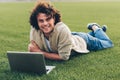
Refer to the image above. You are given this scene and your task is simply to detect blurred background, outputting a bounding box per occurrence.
[0,0,120,2]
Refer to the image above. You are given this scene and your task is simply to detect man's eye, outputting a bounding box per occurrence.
[47,17,52,21]
[39,20,43,23]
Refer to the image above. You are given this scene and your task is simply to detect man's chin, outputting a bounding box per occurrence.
[43,30,52,33]
[43,31,50,34]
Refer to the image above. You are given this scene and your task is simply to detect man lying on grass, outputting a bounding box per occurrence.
[28,0,114,61]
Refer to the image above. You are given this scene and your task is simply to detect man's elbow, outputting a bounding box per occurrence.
[60,55,70,61]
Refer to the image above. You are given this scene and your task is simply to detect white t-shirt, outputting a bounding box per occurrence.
[44,37,52,52]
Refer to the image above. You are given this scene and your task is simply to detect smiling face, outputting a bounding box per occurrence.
[37,13,55,36]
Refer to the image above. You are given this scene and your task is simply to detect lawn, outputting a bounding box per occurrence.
[0,2,120,80]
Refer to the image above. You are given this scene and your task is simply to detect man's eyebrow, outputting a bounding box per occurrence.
[46,15,52,20]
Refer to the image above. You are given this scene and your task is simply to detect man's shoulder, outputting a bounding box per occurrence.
[55,22,70,31]
[55,22,66,28]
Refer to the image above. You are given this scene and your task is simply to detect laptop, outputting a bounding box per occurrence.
[7,51,55,75]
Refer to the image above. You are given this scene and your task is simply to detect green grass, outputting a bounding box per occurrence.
[0,2,120,80]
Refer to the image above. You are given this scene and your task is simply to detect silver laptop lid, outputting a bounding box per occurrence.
[7,51,47,74]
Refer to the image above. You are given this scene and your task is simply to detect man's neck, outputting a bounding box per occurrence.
[44,33,50,40]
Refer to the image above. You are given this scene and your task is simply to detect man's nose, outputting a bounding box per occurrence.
[43,21,48,26]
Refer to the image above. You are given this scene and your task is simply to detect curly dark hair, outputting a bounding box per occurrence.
[29,1,61,30]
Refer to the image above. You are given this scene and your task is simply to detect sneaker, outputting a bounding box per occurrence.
[101,25,107,32]
[87,23,107,32]
[87,23,100,30]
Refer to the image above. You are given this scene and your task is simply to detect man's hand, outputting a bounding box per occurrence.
[28,40,64,60]
[28,40,42,52]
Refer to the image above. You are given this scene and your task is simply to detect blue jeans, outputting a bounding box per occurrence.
[72,29,114,51]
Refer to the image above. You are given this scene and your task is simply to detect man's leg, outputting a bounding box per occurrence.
[87,23,114,50]
[72,30,113,51]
